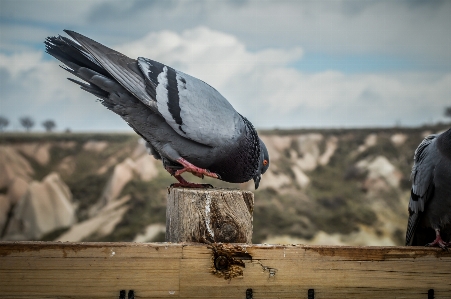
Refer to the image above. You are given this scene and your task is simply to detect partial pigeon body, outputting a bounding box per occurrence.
[406,128,451,249]
[45,30,269,189]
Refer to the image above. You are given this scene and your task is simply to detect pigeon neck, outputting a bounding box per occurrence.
[212,115,260,183]
[242,115,260,170]
[437,128,451,160]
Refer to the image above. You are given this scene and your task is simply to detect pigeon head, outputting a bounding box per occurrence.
[253,138,270,189]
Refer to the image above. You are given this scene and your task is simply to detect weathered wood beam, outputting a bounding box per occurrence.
[0,242,450,298]
[166,188,253,243]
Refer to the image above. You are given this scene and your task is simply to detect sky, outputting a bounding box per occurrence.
[0,0,450,132]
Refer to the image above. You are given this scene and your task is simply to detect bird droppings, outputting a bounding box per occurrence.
[205,194,215,240]
[210,243,251,280]
[110,249,115,257]
[168,291,175,295]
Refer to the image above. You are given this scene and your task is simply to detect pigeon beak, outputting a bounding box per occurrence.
[253,174,261,190]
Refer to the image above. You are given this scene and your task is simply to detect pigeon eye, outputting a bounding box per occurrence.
[263,159,268,166]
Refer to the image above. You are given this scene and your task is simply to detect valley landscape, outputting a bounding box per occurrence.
[1,124,449,246]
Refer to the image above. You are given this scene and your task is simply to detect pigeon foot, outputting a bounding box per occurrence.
[171,174,213,189]
[175,158,221,179]
[170,182,213,188]
[425,229,450,250]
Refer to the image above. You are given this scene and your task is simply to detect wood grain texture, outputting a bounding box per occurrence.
[166,188,253,243]
[0,242,450,298]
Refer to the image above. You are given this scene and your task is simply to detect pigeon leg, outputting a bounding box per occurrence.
[172,175,213,188]
[165,167,213,188]
[425,228,450,250]
[174,158,221,179]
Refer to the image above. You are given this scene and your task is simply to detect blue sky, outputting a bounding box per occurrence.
[0,0,450,131]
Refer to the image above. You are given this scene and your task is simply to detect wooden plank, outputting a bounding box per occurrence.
[0,241,182,258]
[180,244,451,298]
[0,242,182,298]
[0,242,450,298]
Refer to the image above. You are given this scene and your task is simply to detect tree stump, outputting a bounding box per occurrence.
[166,188,254,244]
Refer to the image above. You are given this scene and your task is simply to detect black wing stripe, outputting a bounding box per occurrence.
[141,58,185,134]
[137,58,165,100]
[166,66,184,133]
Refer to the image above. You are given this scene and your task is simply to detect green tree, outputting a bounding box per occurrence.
[42,119,56,132]
[20,116,35,132]
[445,106,451,119]
[0,116,9,132]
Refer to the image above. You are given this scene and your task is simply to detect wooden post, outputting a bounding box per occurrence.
[166,188,253,243]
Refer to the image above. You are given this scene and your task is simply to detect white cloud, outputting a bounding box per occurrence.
[0,0,109,26]
[0,51,128,132]
[0,27,449,131]
[115,27,450,127]
[116,27,303,89]
[2,0,450,63]
[0,24,55,53]
[0,51,43,78]
[82,0,451,61]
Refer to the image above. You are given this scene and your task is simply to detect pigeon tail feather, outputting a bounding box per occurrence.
[46,33,159,142]
[63,30,158,112]
[406,212,419,246]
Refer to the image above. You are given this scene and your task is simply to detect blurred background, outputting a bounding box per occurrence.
[0,0,450,245]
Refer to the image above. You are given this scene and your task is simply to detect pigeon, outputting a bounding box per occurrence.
[405,127,451,249]
[45,30,269,189]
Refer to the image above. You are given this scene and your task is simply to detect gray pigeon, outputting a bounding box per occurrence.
[45,30,269,189]
[406,127,451,249]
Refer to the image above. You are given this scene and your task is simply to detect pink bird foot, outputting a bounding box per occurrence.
[426,229,450,250]
[165,166,213,189]
[174,158,221,179]
[171,174,213,189]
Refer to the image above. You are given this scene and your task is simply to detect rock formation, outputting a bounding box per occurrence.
[0,146,33,189]
[57,195,130,242]
[3,172,76,240]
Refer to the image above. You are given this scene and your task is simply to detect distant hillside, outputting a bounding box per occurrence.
[1,124,449,245]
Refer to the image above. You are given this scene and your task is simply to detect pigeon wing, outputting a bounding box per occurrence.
[137,57,243,147]
[63,30,158,112]
[410,134,439,212]
[64,30,242,147]
[406,134,438,245]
